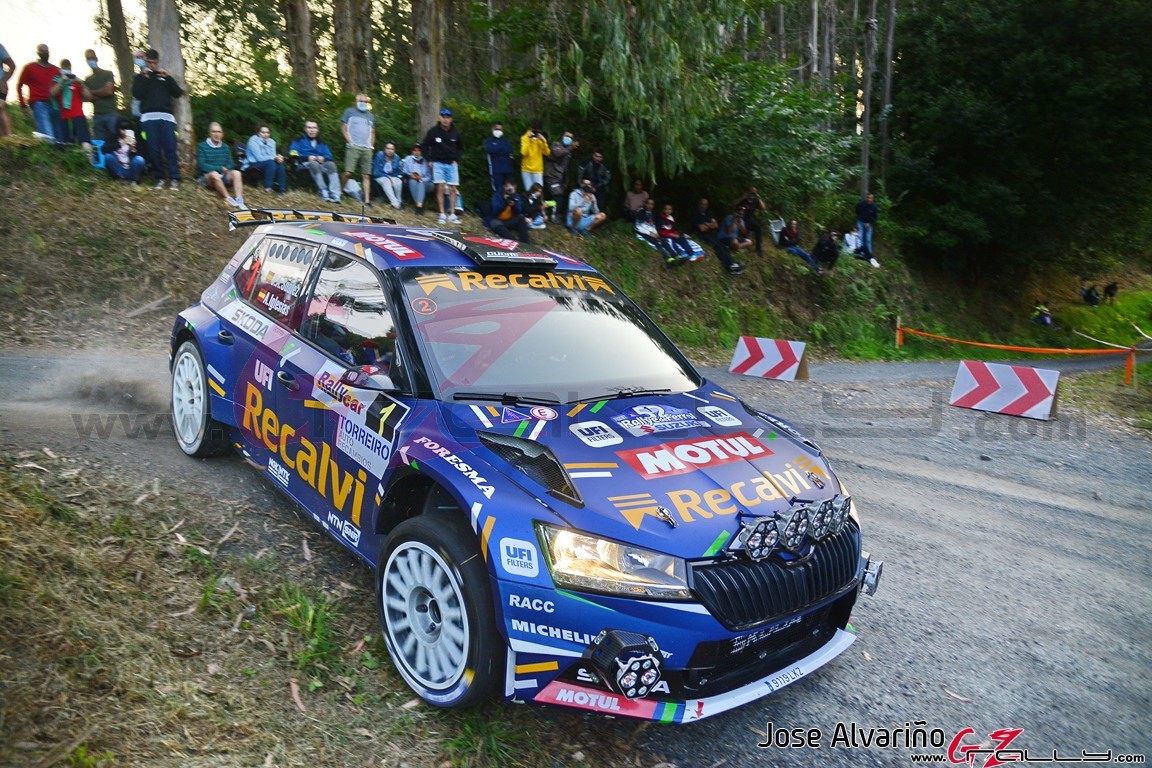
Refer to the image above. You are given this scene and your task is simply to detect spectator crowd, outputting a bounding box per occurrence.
[2,38,883,278]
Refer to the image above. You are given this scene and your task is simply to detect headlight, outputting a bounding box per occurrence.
[537,524,691,600]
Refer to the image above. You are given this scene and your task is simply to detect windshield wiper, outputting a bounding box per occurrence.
[452,391,562,406]
[577,387,673,403]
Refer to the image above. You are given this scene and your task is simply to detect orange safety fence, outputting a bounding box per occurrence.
[896,324,1137,384]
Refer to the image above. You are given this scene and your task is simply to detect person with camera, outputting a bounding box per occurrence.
[487,181,532,244]
[50,59,93,155]
[544,130,578,223]
[197,122,245,208]
[16,44,61,140]
[566,179,607,238]
[132,49,184,190]
[104,120,147,185]
[577,150,612,215]
[519,121,550,194]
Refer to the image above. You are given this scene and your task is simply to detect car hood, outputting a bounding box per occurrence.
[446,385,840,560]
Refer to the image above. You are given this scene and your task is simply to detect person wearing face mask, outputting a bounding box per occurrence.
[519,121,550,194]
[483,122,514,195]
[341,93,376,207]
[17,44,61,140]
[82,49,118,145]
[544,130,578,223]
[50,59,93,155]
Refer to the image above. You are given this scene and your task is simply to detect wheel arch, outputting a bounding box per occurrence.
[374,471,468,539]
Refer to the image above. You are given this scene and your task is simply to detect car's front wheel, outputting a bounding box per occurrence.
[376,512,502,708]
[171,340,230,457]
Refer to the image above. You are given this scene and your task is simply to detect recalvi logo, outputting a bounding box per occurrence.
[616,432,772,479]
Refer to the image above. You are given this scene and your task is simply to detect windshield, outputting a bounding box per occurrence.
[398,267,700,402]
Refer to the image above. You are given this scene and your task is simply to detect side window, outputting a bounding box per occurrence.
[242,238,319,328]
[301,251,399,376]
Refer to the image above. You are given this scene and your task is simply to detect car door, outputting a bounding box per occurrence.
[229,236,323,484]
[275,248,412,559]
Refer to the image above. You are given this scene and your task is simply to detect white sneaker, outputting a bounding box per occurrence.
[154,180,165,190]
[168,180,179,191]
[869,257,880,268]
[235,197,247,209]
[226,196,239,207]
[438,213,448,224]
[448,213,460,224]
[530,222,547,230]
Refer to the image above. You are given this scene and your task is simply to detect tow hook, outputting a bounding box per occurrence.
[862,555,884,596]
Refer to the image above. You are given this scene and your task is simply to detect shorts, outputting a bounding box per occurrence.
[432,161,459,186]
[344,145,372,176]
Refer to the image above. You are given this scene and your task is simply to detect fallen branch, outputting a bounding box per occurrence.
[125,294,172,318]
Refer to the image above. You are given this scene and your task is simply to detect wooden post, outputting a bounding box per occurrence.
[896,314,903,347]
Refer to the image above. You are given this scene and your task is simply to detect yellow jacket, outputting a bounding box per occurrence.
[519,130,551,174]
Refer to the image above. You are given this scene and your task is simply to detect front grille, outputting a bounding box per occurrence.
[689,523,861,631]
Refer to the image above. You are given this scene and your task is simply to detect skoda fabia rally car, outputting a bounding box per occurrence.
[169,209,883,723]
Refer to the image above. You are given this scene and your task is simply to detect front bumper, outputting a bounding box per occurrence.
[531,627,857,722]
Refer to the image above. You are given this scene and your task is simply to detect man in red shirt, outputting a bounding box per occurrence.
[17,44,61,140]
[50,59,92,153]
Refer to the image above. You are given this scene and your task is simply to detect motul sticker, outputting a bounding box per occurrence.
[616,432,772,479]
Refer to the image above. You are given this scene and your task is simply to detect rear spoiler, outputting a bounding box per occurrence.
[228,208,397,231]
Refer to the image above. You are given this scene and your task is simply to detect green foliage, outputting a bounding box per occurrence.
[65,743,115,768]
[889,0,1152,275]
[272,585,340,674]
[693,60,858,213]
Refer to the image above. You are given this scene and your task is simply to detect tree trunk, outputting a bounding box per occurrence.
[808,0,819,83]
[777,3,786,64]
[145,0,193,168]
[356,0,375,91]
[106,0,135,105]
[859,0,878,194]
[412,0,444,135]
[334,0,355,92]
[281,0,318,98]
[879,0,897,184]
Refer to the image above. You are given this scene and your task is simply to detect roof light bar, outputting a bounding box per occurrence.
[227,209,397,230]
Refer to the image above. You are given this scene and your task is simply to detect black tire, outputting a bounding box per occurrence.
[170,340,231,457]
[376,512,503,708]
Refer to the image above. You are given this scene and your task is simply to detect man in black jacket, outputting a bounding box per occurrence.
[421,108,464,224]
[577,150,611,215]
[131,48,184,189]
[854,192,880,265]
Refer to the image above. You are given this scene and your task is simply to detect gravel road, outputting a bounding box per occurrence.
[1,347,1148,766]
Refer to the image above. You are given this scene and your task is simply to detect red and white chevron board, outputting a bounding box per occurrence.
[728,336,808,381]
[949,361,1060,420]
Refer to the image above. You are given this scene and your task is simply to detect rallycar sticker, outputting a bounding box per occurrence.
[611,404,706,437]
[344,230,424,260]
[569,421,623,447]
[615,432,772,480]
[698,406,741,427]
[499,538,539,577]
[221,300,272,342]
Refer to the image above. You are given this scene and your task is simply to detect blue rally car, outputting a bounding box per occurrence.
[169,209,883,723]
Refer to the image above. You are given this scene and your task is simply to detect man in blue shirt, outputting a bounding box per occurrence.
[246,124,287,193]
[288,120,341,203]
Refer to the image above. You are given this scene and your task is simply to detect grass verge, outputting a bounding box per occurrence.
[0,452,649,767]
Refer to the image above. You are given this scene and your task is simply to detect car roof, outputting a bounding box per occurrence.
[248,219,598,274]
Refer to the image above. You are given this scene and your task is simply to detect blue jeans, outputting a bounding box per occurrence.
[30,101,56,138]
[105,154,147,181]
[142,117,180,181]
[407,178,432,206]
[252,159,287,191]
[856,222,874,256]
[786,245,820,270]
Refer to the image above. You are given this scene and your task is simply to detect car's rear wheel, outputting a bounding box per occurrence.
[171,340,230,457]
[376,512,502,708]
